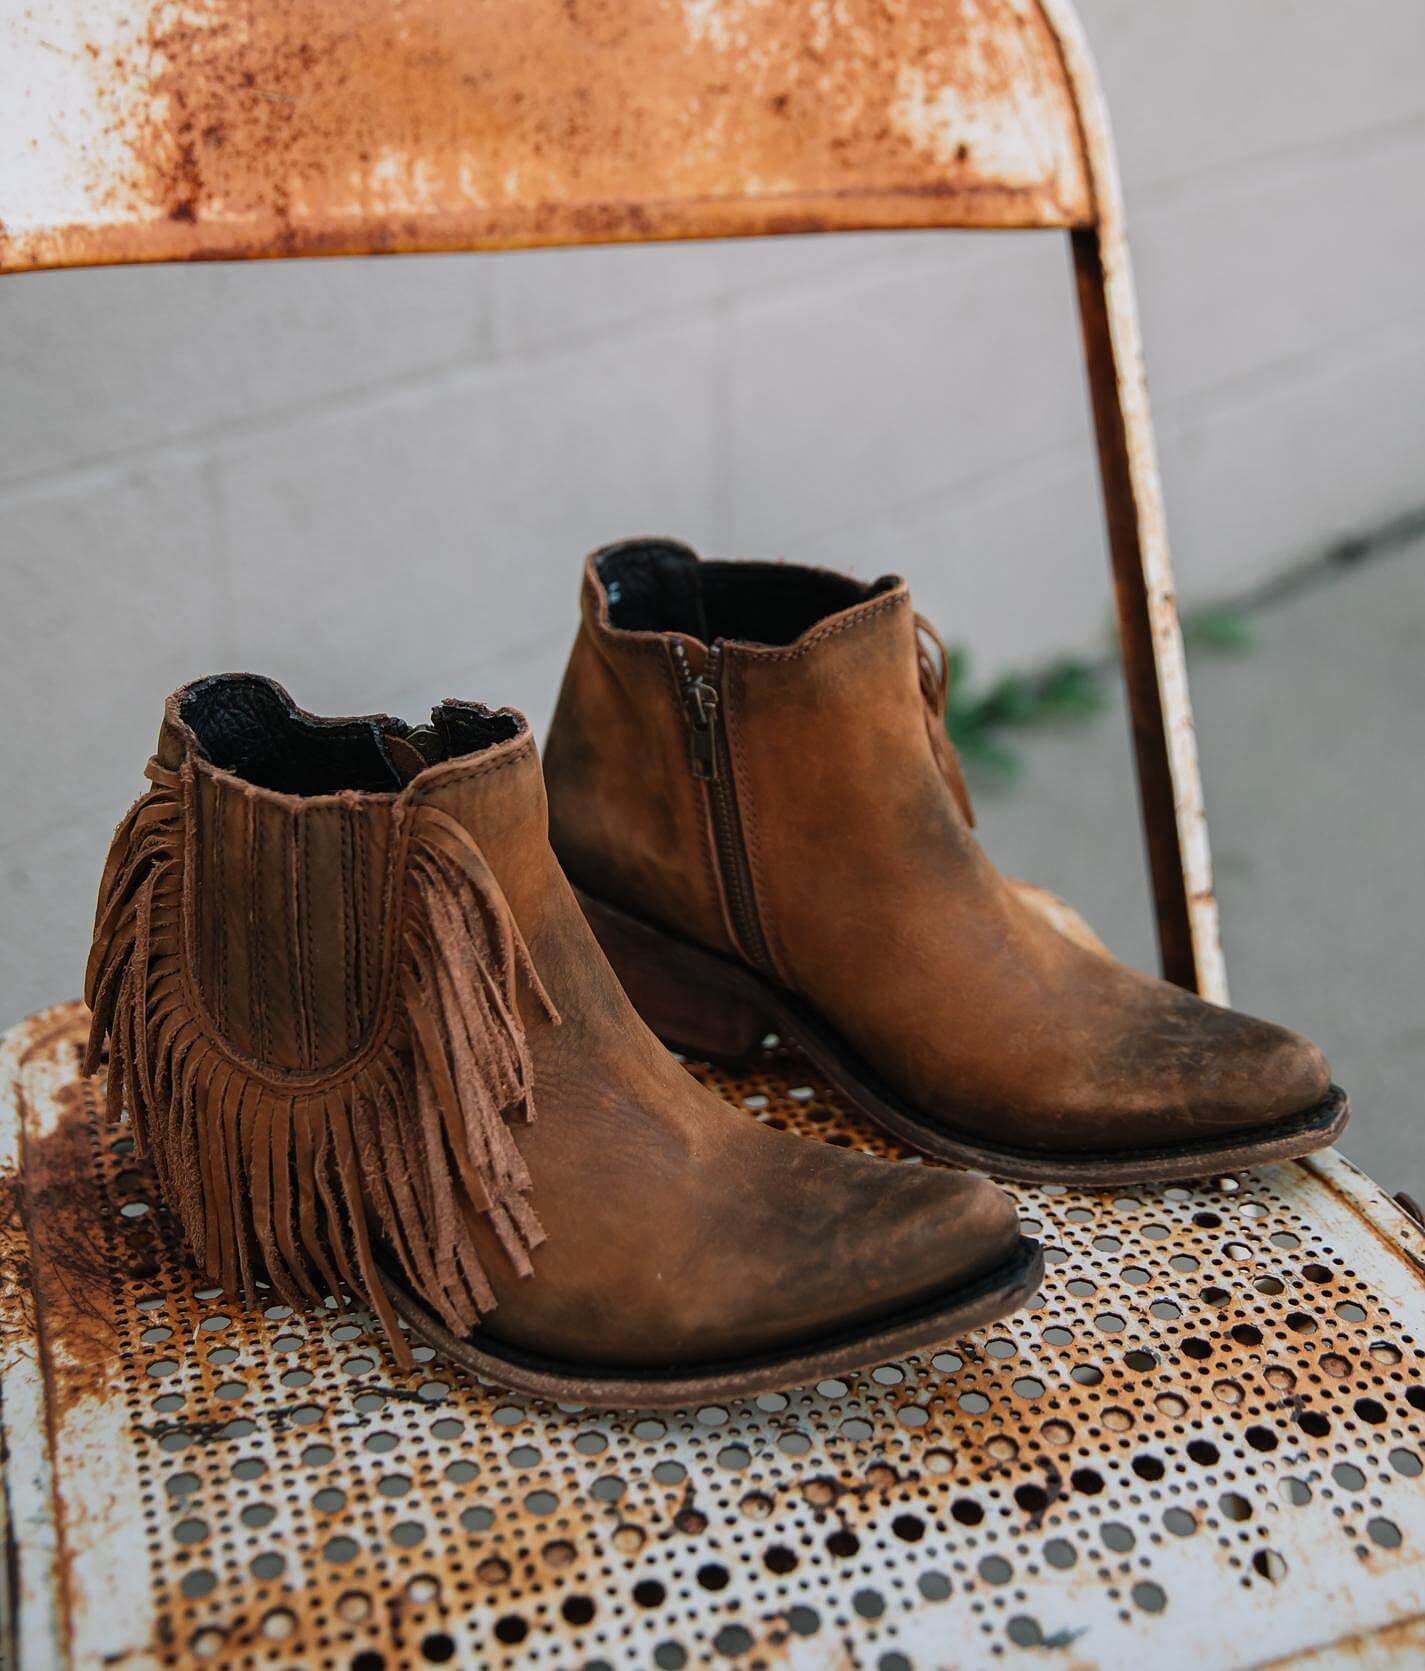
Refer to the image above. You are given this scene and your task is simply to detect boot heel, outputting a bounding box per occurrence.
[577,889,772,1064]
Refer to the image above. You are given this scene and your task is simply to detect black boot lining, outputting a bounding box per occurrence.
[597,540,885,647]
[178,675,519,795]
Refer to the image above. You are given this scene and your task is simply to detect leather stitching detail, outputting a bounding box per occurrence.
[212,786,229,1033]
[338,805,355,1055]
[250,794,270,1062]
[176,759,411,1090]
[351,811,371,1035]
[411,735,537,789]
[732,590,906,664]
[287,812,300,1066]
[725,654,789,988]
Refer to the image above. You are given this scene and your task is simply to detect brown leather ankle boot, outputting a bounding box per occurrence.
[545,540,1348,1186]
[84,673,1039,1406]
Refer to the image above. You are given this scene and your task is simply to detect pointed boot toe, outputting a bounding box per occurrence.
[1191,1011,1334,1132]
[1051,965,1345,1169]
[856,1164,1024,1319]
[757,1152,1029,1346]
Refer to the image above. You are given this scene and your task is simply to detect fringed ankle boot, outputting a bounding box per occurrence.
[84,673,1040,1406]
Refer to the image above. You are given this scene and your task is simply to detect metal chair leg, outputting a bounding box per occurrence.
[1044,0,1228,1003]
[1072,223,1227,1003]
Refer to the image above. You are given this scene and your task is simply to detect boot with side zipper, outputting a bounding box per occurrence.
[544,539,1348,1186]
[83,673,1040,1407]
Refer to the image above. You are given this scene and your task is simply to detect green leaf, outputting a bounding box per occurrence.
[947,644,973,690]
[977,674,1039,726]
[1183,606,1255,653]
[1034,657,1105,718]
[937,598,1257,794]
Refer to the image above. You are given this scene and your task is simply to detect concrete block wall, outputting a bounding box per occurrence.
[3,2,1424,1021]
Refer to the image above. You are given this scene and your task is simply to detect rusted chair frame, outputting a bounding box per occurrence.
[1053,5,1226,1004]
[0,0,1226,1003]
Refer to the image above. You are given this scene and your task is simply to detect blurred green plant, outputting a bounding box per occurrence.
[944,648,1105,782]
[1180,604,1256,653]
[943,603,1255,786]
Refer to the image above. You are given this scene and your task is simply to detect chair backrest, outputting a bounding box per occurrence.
[2,0,1094,273]
[2,0,1226,1003]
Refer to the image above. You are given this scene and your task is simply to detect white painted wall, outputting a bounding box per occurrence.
[3,2,1424,1022]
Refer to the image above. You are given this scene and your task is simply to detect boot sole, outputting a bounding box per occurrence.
[382,1238,1043,1409]
[575,886,1350,1187]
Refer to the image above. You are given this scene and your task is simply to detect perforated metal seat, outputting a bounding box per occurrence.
[5,1007,1425,1667]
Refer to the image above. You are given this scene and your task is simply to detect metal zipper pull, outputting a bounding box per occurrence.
[673,642,721,781]
[669,639,774,972]
[685,677,720,781]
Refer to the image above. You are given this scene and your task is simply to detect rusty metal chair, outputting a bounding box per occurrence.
[4,0,1218,998]
[5,5,1424,1667]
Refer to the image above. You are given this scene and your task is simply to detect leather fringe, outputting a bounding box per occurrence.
[82,764,558,1367]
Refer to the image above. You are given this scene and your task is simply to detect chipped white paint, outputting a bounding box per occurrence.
[0,1011,64,1671]
[682,0,732,51]
[5,1011,159,1671]
[54,1394,161,1670]
[0,3,150,237]
[1,0,1093,275]
[892,60,1053,182]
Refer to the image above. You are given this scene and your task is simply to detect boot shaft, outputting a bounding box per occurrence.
[85,674,560,1361]
[545,539,971,980]
[134,675,551,1072]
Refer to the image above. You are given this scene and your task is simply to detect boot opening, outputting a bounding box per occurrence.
[178,674,520,795]
[597,539,893,647]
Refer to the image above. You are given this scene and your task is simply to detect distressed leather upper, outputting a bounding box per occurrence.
[546,541,1333,1155]
[122,673,1019,1367]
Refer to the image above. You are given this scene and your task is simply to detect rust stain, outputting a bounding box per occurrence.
[1253,1610,1425,1668]
[17,1074,127,1419]
[11,1005,1425,1665]
[3,0,1092,272]
[0,1170,38,1345]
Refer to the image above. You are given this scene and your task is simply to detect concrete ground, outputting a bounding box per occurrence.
[974,536,1425,1188]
